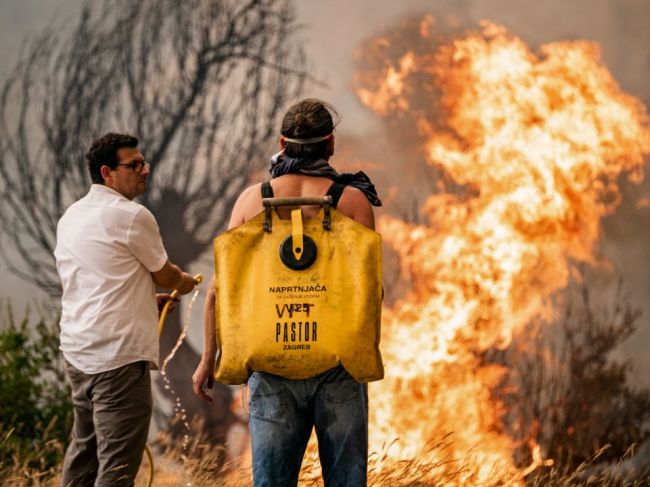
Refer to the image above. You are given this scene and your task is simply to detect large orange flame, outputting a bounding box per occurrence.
[356,20,650,481]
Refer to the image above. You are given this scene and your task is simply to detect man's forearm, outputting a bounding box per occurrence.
[151,259,197,294]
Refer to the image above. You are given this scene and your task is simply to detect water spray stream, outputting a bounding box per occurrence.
[144,274,203,487]
[161,285,202,459]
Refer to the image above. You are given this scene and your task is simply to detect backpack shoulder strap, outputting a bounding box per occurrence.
[326,182,346,209]
[261,181,274,198]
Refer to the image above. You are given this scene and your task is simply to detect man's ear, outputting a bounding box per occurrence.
[100,165,112,183]
[327,136,335,156]
[279,137,286,150]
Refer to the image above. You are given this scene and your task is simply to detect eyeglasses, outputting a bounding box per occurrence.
[115,160,150,173]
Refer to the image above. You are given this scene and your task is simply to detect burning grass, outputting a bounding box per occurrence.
[2,441,650,486]
[122,441,650,486]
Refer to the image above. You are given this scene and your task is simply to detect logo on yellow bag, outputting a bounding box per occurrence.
[275,302,318,349]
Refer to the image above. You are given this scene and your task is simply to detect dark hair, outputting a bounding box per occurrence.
[85,132,139,184]
[280,99,340,160]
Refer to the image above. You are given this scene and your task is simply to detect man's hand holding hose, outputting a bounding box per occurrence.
[156,293,179,315]
[152,261,199,295]
[176,271,200,294]
[153,263,200,330]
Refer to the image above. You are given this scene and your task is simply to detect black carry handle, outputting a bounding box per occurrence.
[262,196,333,232]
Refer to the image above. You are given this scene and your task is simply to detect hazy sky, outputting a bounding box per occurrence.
[1,0,649,382]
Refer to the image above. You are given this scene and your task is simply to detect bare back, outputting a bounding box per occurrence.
[229,174,375,230]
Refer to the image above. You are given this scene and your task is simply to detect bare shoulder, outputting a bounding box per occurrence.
[337,186,375,230]
[229,183,263,229]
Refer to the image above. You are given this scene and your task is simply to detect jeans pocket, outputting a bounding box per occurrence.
[321,379,360,404]
[249,375,286,420]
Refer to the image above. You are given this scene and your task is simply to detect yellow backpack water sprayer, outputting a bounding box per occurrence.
[213,195,383,384]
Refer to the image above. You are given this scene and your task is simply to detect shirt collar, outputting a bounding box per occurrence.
[89,183,130,201]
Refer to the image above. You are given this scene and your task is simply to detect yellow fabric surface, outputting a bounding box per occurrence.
[213,207,383,384]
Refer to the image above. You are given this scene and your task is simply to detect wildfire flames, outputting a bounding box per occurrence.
[355,20,650,482]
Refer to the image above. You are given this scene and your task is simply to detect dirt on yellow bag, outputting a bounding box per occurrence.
[213,193,383,385]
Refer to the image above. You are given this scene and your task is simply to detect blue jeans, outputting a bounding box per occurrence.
[248,366,368,487]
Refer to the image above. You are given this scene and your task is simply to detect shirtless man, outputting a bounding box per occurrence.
[193,99,381,486]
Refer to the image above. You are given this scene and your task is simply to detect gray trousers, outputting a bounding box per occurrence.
[61,360,152,487]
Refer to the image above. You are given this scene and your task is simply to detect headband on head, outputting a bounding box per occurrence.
[281,133,332,144]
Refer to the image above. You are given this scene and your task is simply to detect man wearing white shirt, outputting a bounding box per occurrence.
[55,133,197,486]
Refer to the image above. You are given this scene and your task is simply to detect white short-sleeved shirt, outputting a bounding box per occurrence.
[55,184,168,373]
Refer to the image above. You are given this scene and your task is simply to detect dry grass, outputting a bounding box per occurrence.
[3,454,649,486]
[2,430,648,486]
[135,440,650,487]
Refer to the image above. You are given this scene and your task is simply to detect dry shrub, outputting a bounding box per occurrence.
[0,308,71,486]
[495,279,650,480]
